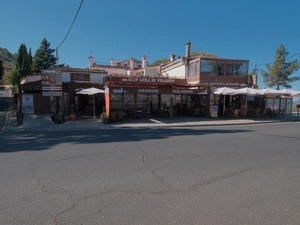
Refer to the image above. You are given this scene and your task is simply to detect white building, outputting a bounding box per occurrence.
[88,55,160,77]
[160,41,250,88]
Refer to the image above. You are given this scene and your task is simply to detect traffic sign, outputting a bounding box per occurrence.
[42,86,62,91]
[42,92,62,96]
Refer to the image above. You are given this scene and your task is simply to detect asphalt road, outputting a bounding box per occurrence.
[0,87,10,130]
[1,123,300,225]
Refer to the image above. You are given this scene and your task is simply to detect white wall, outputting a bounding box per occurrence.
[90,73,107,84]
[20,75,41,84]
[61,72,71,82]
[62,72,108,84]
[98,67,127,75]
[144,69,159,77]
[162,64,186,79]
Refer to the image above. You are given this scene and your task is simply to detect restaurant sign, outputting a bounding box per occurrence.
[111,87,207,95]
[71,73,90,81]
[121,77,175,83]
[107,76,188,85]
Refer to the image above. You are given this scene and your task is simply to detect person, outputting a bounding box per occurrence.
[13,93,18,113]
[218,95,224,116]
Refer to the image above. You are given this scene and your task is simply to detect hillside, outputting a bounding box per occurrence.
[0,47,17,76]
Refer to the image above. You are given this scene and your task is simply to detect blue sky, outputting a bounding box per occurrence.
[1,0,300,90]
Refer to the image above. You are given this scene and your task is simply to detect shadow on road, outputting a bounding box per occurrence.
[0,127,250,153]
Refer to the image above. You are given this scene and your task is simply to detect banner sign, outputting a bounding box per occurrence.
[22,94,34,114]
[110,87,207,95]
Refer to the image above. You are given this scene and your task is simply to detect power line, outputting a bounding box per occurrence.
[256,51,300,67]
[56,0,84,65]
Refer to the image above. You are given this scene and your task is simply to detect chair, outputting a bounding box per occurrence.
[135,109,143,119]
[261,108,268,118]
[110,112,118,122]
[224,108,232,118]
[199,108,206,117]
[280,109,285,117]
[191,108,200,117]
[129,109,136,119]
[118,111,125,121]
[232,109,240,119]
[142,109,148,119]
[254,109,261,118]
[276,109,285,118]
[240,109,248,118]
[123,109,130,120]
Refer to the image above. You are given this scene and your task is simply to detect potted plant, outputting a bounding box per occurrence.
[64,104,70,121]
[100,111,109,124]
[59,100,65,107]
[70,104,76,121]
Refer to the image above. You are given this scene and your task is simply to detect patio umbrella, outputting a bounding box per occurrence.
[257,88,288,96]
[281,89,300,96]
[233,87,261,96]
[76,87,105,118]
[212,87,237,95]
[212,87,237,115]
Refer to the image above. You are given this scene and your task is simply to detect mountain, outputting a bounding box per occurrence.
[0,47,17,75]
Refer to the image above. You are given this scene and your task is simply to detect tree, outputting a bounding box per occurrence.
[32,38,57,73]
[28,48,33,66]
[151,51,218,66]
[0,60,4,80]
[190,51,218,58]
[260,44,300,90]
[5,69,20,85]
[151,58,170,66]
[16,43,31,77]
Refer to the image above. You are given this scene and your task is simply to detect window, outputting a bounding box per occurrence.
[217,61,224,76]
[188,62,195,77]
[234,62,248,77]
[200,60,216,76]
[195,61,200,77]
[226,62,233,76]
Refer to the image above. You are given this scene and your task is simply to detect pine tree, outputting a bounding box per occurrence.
[16,43,31,77]
[32,38,57,73]
[260,44,300,89]
[28,48,33,66]
[0,60,4,80]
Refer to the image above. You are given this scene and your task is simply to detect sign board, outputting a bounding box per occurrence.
[210,106,218,118]
[41,70,61,75]
[41,80,62,86]
[42,92,62,96]
[70,73,90,81]
[41,75,62,81]
[104,76,188,85]
[111,87,207,95]
[22,94,34,114]
[42,86,62,91]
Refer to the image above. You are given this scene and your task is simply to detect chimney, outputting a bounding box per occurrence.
[169,53,176,62]
[185,41,191,57]
[110,59,117,66]
[88,56,94,69]
[129,58,134,69]
[142,55,147,69]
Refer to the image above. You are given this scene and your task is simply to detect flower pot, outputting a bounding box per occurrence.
[64,115,70,121]
[70,113,76,121]
[102,117,109,124]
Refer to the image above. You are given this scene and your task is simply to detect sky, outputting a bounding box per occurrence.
[1,0,300,90]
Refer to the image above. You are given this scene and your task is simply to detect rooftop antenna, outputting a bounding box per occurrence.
[253,63,258,74]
